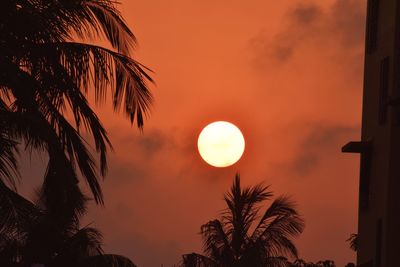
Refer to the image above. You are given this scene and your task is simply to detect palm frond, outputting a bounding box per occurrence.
[0,180,39,236]
[39,151,88,224]
[0,1,150,265]
[1,61,105,204]
[38,103,104,204]
[200,219,233,263]
[222,174,272,254]
[181,253,218,267]
[15,42,112,178]
[38,77,111,177]
[0,0,153,212]
[251,196,305,259]
[54,227,103,263]
[84,0,136,53]
[182,175,304,266]
[0,111,46,153]
[263,256,290,267]
[3,105,104,205]
[34,41,153,128]
[0,128,19,188]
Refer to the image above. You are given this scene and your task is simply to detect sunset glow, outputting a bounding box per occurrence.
[9,0,367,266]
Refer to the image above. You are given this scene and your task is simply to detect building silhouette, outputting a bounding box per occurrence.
[342,0,400,266]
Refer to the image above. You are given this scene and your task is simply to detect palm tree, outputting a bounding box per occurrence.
[0,182,137,267]
[181,174,305,267]
[0,0,153,204]
[289,259,336,267]
[0,1,152,264]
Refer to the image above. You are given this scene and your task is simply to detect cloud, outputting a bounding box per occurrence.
[136,130,170,156]
[249,0,365,67]
[289,124,359,175]
[331,0,366,47]
[105,159,149,185]
[249,2,321,65]
[116,128,175,156]
[291,3,321,25]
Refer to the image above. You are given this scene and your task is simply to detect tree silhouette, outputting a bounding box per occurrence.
[181,174,305,267]
[0,0,152,201]
[0,1,152,265]
[288,259,336,267]
[0,185,137,267]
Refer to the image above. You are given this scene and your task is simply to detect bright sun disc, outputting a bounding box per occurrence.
[197,121,245,167]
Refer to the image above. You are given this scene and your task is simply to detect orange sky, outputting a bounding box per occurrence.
[20,0,366,266]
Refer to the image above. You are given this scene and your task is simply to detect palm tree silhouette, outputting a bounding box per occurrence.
[181,174,305,267]
[0,1,151,265]
[0,184,137,267]
[0,0,153,204]
[289,259,336,267]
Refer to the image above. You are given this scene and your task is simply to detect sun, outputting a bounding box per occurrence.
[197,121,245,167]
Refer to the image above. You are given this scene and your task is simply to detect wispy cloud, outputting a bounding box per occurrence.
[249,0,365,67]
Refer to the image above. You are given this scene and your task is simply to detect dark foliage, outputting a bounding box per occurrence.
[0,1,151,266]
[288,259,336,267]
[181,174,305,267]
[0,188,137,267]
[0,0,153,205]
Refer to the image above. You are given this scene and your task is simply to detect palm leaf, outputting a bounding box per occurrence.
[222,174,272,254]
[1,62,105,204]
[0,180,39,236]
[84,0,136,53]
[39,151,88,223]
[181,253,218,267]
[183,175,304,266]
[200,219,233,263]
[32,41,153,128]
[0,129,19,188]
[263,256,290,267]
[251,196,305,259]
[3,106,104,205]
[53,226,103,265]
